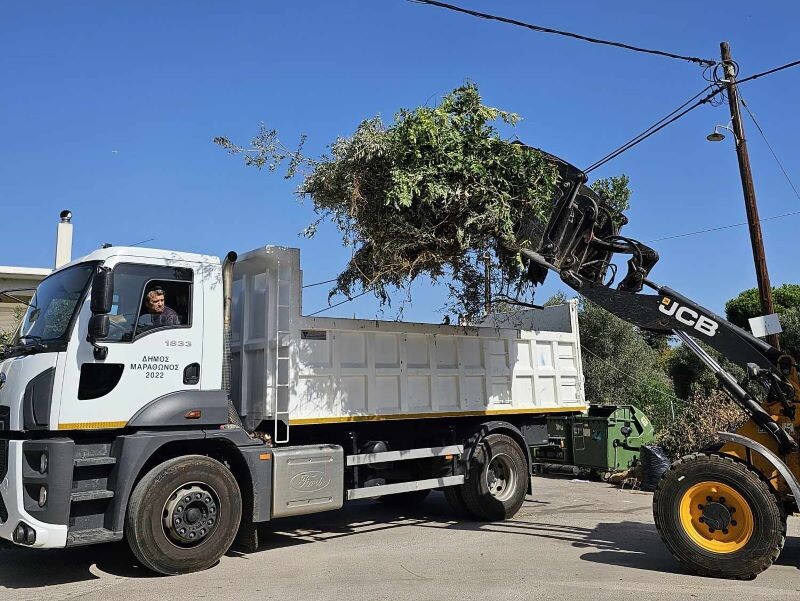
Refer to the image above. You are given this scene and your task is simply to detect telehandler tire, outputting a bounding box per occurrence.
[460,433,527,521]
[653,452,786,580]
[126,455,242,575]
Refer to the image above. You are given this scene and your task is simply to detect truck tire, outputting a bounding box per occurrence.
[653,453,786,580]
[126,455,242,575]
[443,485,471,518]
[378,489,430,507]
[460,433,527,521]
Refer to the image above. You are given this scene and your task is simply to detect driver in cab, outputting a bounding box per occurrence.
[137,285,181,329]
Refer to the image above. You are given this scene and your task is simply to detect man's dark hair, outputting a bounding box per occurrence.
[146,284,166,296]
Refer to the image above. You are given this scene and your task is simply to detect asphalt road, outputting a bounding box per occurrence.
[1,476,798,601]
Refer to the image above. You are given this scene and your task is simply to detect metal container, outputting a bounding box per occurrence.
[571,405,654,472]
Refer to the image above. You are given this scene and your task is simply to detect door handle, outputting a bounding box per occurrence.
[183,363,200,385]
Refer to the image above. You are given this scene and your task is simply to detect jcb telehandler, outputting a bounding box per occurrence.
[520,152,799,579]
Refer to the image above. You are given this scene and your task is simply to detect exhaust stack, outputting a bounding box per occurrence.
[54,210,73,268]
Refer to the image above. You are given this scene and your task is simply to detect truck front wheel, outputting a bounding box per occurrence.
[460,433,527,521]
[126,455,242,575]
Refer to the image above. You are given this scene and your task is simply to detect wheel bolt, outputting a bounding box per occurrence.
[699,517,705,523]
[176,506,183,514]
[189,532,196,538]
[709,527,715,533]
[210,507,216,514]
[706,496,712,502]
[719,497,726,504]
[180,528,186,535]
[174,518,182,525]
[184,496,191,503]
[731,520,737,526]
[195,493,202,499]
[200,529,206,536]
[208,519,214,526]
[698,504,704,510]
[722,529,729,535]
[729,507,736,514]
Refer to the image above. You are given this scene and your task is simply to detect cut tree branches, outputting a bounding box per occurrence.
[216,83,629,319]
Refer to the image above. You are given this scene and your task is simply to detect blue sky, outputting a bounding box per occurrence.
[2,1,798,322]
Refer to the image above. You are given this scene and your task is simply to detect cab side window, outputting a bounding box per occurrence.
[103,264,193,342]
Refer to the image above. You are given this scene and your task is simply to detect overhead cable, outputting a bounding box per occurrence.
[739,95,800,204]
[737,59,800,85]
[410,0,715,67]
[647,209,800,243]
[307,289,372,316]
[303,277,338,288]
[584,86,721,173]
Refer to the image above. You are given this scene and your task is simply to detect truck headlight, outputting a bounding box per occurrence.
[38,486,47,507]
[39,452,48,474]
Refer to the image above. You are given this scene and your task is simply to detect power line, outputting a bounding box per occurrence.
[307,289,372,317]
[737,59,800,86]
[584,86,721,173]
[739,95,800,203]
[410,0,715,66]
[302,277,338,288]
[647,209,800,243]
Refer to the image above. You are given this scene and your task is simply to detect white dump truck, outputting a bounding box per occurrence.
[0,244,586,574]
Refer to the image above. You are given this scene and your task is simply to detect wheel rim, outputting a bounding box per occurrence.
[162,482,220,548]
[678,481,754,554]
[485,453,517,502]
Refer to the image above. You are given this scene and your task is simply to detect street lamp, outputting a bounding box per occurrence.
[706,122,735,142]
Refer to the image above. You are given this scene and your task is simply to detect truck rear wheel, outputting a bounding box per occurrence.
[126,455,242,575]
[653,453,786,580]
[460,433,527,521]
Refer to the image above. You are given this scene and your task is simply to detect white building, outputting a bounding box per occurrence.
[0,211,74,333]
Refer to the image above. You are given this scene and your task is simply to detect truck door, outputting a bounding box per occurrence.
[58,260,205,429]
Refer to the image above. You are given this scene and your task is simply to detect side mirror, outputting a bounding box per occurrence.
[90,267,114,314]
[88,314,110,340]
[87,314,109,360]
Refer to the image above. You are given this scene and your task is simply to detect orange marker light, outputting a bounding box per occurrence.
[259,453,272,460]
[184,410,202,420]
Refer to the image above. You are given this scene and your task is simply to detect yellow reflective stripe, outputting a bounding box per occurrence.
[58,421,127,430]
[289,406,587,426]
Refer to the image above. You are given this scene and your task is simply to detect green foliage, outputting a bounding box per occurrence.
[577,299,676,430]
[218,83,574,319]
[725,284,800,328]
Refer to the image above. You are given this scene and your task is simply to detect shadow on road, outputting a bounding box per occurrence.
[0,493,795,588]
[0,542,151,588]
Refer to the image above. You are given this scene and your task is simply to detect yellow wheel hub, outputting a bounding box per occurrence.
[679,481,754,553]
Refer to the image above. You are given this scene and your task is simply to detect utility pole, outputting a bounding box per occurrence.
[720,41,780,349]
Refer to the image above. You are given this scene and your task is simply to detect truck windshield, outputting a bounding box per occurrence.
[14,262,96,345]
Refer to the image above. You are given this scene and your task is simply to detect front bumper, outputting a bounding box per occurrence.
[0,440,68,548]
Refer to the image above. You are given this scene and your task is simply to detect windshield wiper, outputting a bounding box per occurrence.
[18,335,43,342]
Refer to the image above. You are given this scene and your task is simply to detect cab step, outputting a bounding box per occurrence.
[74,456,117,468]
[70,489,115,503]
[66,528,123,547]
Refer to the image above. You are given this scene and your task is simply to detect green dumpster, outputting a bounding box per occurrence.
[571,405,655,472]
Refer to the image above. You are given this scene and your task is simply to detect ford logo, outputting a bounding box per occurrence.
[0,373,6,390]
[289,470,330,493]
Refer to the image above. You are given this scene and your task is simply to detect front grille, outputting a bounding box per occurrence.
[0,439,8,522]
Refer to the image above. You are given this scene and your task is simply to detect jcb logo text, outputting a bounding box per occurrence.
[658,298,719,336]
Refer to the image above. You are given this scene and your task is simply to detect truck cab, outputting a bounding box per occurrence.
[0,246,227,549]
